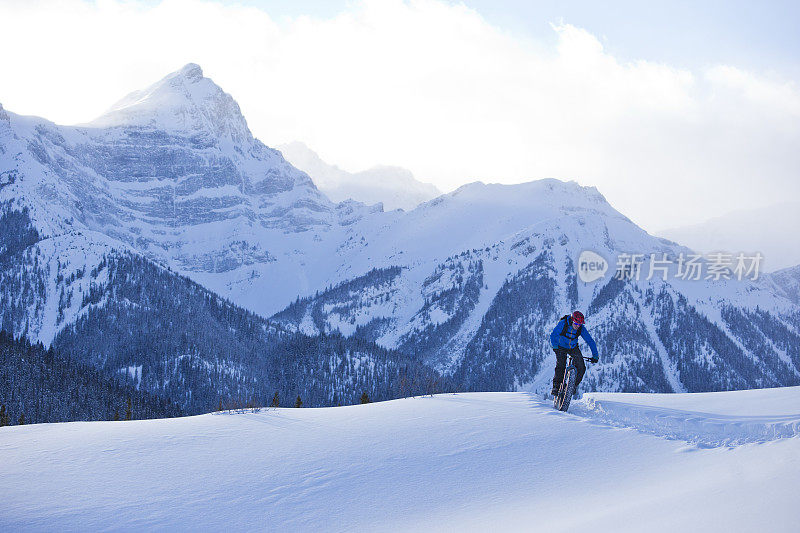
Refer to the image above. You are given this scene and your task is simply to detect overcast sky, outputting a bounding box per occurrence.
[1,0,798,231]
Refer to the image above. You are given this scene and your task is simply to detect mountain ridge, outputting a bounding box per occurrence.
[278,140,441,211]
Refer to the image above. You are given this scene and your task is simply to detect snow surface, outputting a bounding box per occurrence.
[2,388,798,532]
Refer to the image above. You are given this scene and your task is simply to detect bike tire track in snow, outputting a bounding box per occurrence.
[572,386,800,447]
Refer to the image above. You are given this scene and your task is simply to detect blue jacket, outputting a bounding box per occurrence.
[550,317,598,359]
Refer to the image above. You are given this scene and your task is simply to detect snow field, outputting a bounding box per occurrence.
[0,389,798,532]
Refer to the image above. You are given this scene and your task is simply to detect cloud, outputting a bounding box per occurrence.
[0,0,798,231]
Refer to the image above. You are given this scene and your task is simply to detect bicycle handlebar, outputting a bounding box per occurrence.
[565,354,597,363]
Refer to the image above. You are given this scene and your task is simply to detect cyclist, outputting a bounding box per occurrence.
[550,310,599,397]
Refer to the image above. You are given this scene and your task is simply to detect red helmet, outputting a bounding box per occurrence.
[571,311,585,325]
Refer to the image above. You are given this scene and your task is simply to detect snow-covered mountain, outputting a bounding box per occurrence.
[271,180,800,393]
[0,207,435,415]
[0,65,425,413]
[0,64,382,334]
[658,202,800,272]
[765,264,800,306]
[278,141,441,211]
[2,63,799,400]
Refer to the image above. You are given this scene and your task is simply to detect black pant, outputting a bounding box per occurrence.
[552,347,585,390]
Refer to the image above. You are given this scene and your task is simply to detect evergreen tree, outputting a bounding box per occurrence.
[271,392,279,408]
[125,397,132,421]
[113,410,119,421]
[17,413,25,425]
[217,399,223,412]
[0,331,180,425]
[360,392,371,404]
[294,395,303,408]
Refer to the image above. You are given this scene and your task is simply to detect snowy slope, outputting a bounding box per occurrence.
[766,264,800,306]
[279,141,441,211]
[2,388,798,532]
[0,228,130,345]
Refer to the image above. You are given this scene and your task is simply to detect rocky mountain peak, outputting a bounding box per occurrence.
[178,62,204,82]
[88,63,253,145]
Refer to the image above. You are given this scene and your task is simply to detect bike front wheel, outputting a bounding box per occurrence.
[554,367,577,412]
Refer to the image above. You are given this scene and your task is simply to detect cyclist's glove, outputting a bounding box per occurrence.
[590,356,599,364]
